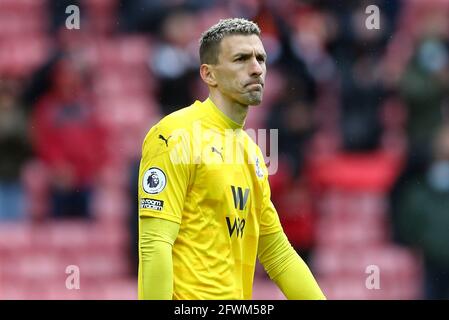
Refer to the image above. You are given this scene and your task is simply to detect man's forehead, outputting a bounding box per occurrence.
[220,34,265,55]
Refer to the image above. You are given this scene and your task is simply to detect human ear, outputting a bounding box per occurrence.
[200,64,217,87]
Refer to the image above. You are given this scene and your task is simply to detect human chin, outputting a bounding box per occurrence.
[245,91,263,106]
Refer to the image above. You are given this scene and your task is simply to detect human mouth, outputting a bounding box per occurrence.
[248,83,262,89]
[246,81,264,90]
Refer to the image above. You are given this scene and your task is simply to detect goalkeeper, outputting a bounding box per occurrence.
[138,18,326,300]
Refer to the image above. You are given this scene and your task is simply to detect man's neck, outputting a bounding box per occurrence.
[208,92,248,126]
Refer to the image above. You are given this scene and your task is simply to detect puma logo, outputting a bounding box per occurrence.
[211,146,224,161]
[158,134,172,147]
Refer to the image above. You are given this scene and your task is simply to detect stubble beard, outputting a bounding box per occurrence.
[245,91,263,106]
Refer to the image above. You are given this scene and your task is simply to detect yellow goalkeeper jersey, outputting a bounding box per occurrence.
[138,98,282,299]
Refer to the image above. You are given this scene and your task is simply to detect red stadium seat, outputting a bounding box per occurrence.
[307,150,403,193]
[0,37,50,77]
[312,245,421,299]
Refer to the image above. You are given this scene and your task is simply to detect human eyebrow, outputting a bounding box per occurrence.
[232,53,252,61]
[233,52,267,62]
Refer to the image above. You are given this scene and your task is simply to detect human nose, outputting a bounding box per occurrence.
[249,57,263,77]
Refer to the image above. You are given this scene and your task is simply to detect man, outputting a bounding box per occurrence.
[394,125,449,299]
[138,18,325,300]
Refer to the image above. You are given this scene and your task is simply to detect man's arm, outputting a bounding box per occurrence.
[138,121,192,299]
[139,217,180,300]
[258,231,326,300]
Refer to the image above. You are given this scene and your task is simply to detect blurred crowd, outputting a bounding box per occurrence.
[1,0,449,299]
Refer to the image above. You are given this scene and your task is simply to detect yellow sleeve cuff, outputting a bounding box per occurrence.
[138,217,180,300]
[258,231,326,300]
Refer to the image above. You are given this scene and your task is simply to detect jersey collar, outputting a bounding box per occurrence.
[200,98,245,130]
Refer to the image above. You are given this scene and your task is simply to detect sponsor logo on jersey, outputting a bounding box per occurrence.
[226,217,246,238]
[255,156,264,178]
[211,146,224,161]
[227,185,249,238]
[140,198,164,211]
[158,134,172,147]
[143,167,167,194]
[231,185,250,210]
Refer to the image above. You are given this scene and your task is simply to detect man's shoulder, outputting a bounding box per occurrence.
[142,101,203,147]
[155,101,204,133]
[240,129,262,151]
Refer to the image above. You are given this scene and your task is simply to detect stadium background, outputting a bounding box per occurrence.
[1,0,448,299]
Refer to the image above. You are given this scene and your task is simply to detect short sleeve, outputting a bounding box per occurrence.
[138,123,192,224]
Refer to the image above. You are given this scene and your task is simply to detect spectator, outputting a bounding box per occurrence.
[30,58,106,219]
[148,10,200,115]
[267,94,315,177]
[399,36,449,163]
[117,0,216,33]
[0,79,31,220]
[394,124,449,299]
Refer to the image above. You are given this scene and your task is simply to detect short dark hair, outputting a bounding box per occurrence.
[199,18,261,65]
